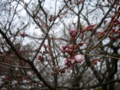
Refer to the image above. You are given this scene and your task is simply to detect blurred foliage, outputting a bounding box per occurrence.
[58,89,67,90]
[95,88,103,90]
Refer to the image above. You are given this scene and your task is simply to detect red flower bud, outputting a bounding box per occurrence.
[78,42,84,46]
[38,55,44,62]
[92,61,98,65]
[62,45,67,49]
[49,18,52,22]
[74,49,78,53]
[69,30,74,34]
[61,49,65,53]
[20,33,28,37]
[88,24,96,27]
[71,32,77,37]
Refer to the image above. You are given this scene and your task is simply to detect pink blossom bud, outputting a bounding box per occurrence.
[87,27,92,31]
[65,48,69,52]
[92,61,98,65]
[64,59,68,65]
[111,28,116,31]
[71,32,77,37]
[114,22,118,26]
[62,45,67,49]
[69,30,74,34]
[67,59,71,61]
[74,49,78,53]
[68,49,72,53]
[113,18,118,22]
[75,54,85,63]
[61,49,65,53]
[71,59,76,64]
[88,24,96,27]
[69,44,74,49]
[78,42,84,46]
[49,18,52,22]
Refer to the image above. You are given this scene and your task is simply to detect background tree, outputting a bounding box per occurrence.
[0,0,120,90]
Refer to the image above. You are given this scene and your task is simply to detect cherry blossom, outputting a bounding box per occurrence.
[75,54,85,63]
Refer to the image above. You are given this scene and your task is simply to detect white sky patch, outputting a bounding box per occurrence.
[102,37,110,45]
[44,0,63,15]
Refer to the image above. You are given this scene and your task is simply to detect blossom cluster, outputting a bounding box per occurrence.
[61,29,85,68]
[69,30,78,37]
[61,42,84,54]
[49,15,56,22]
[61,44,77,54]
